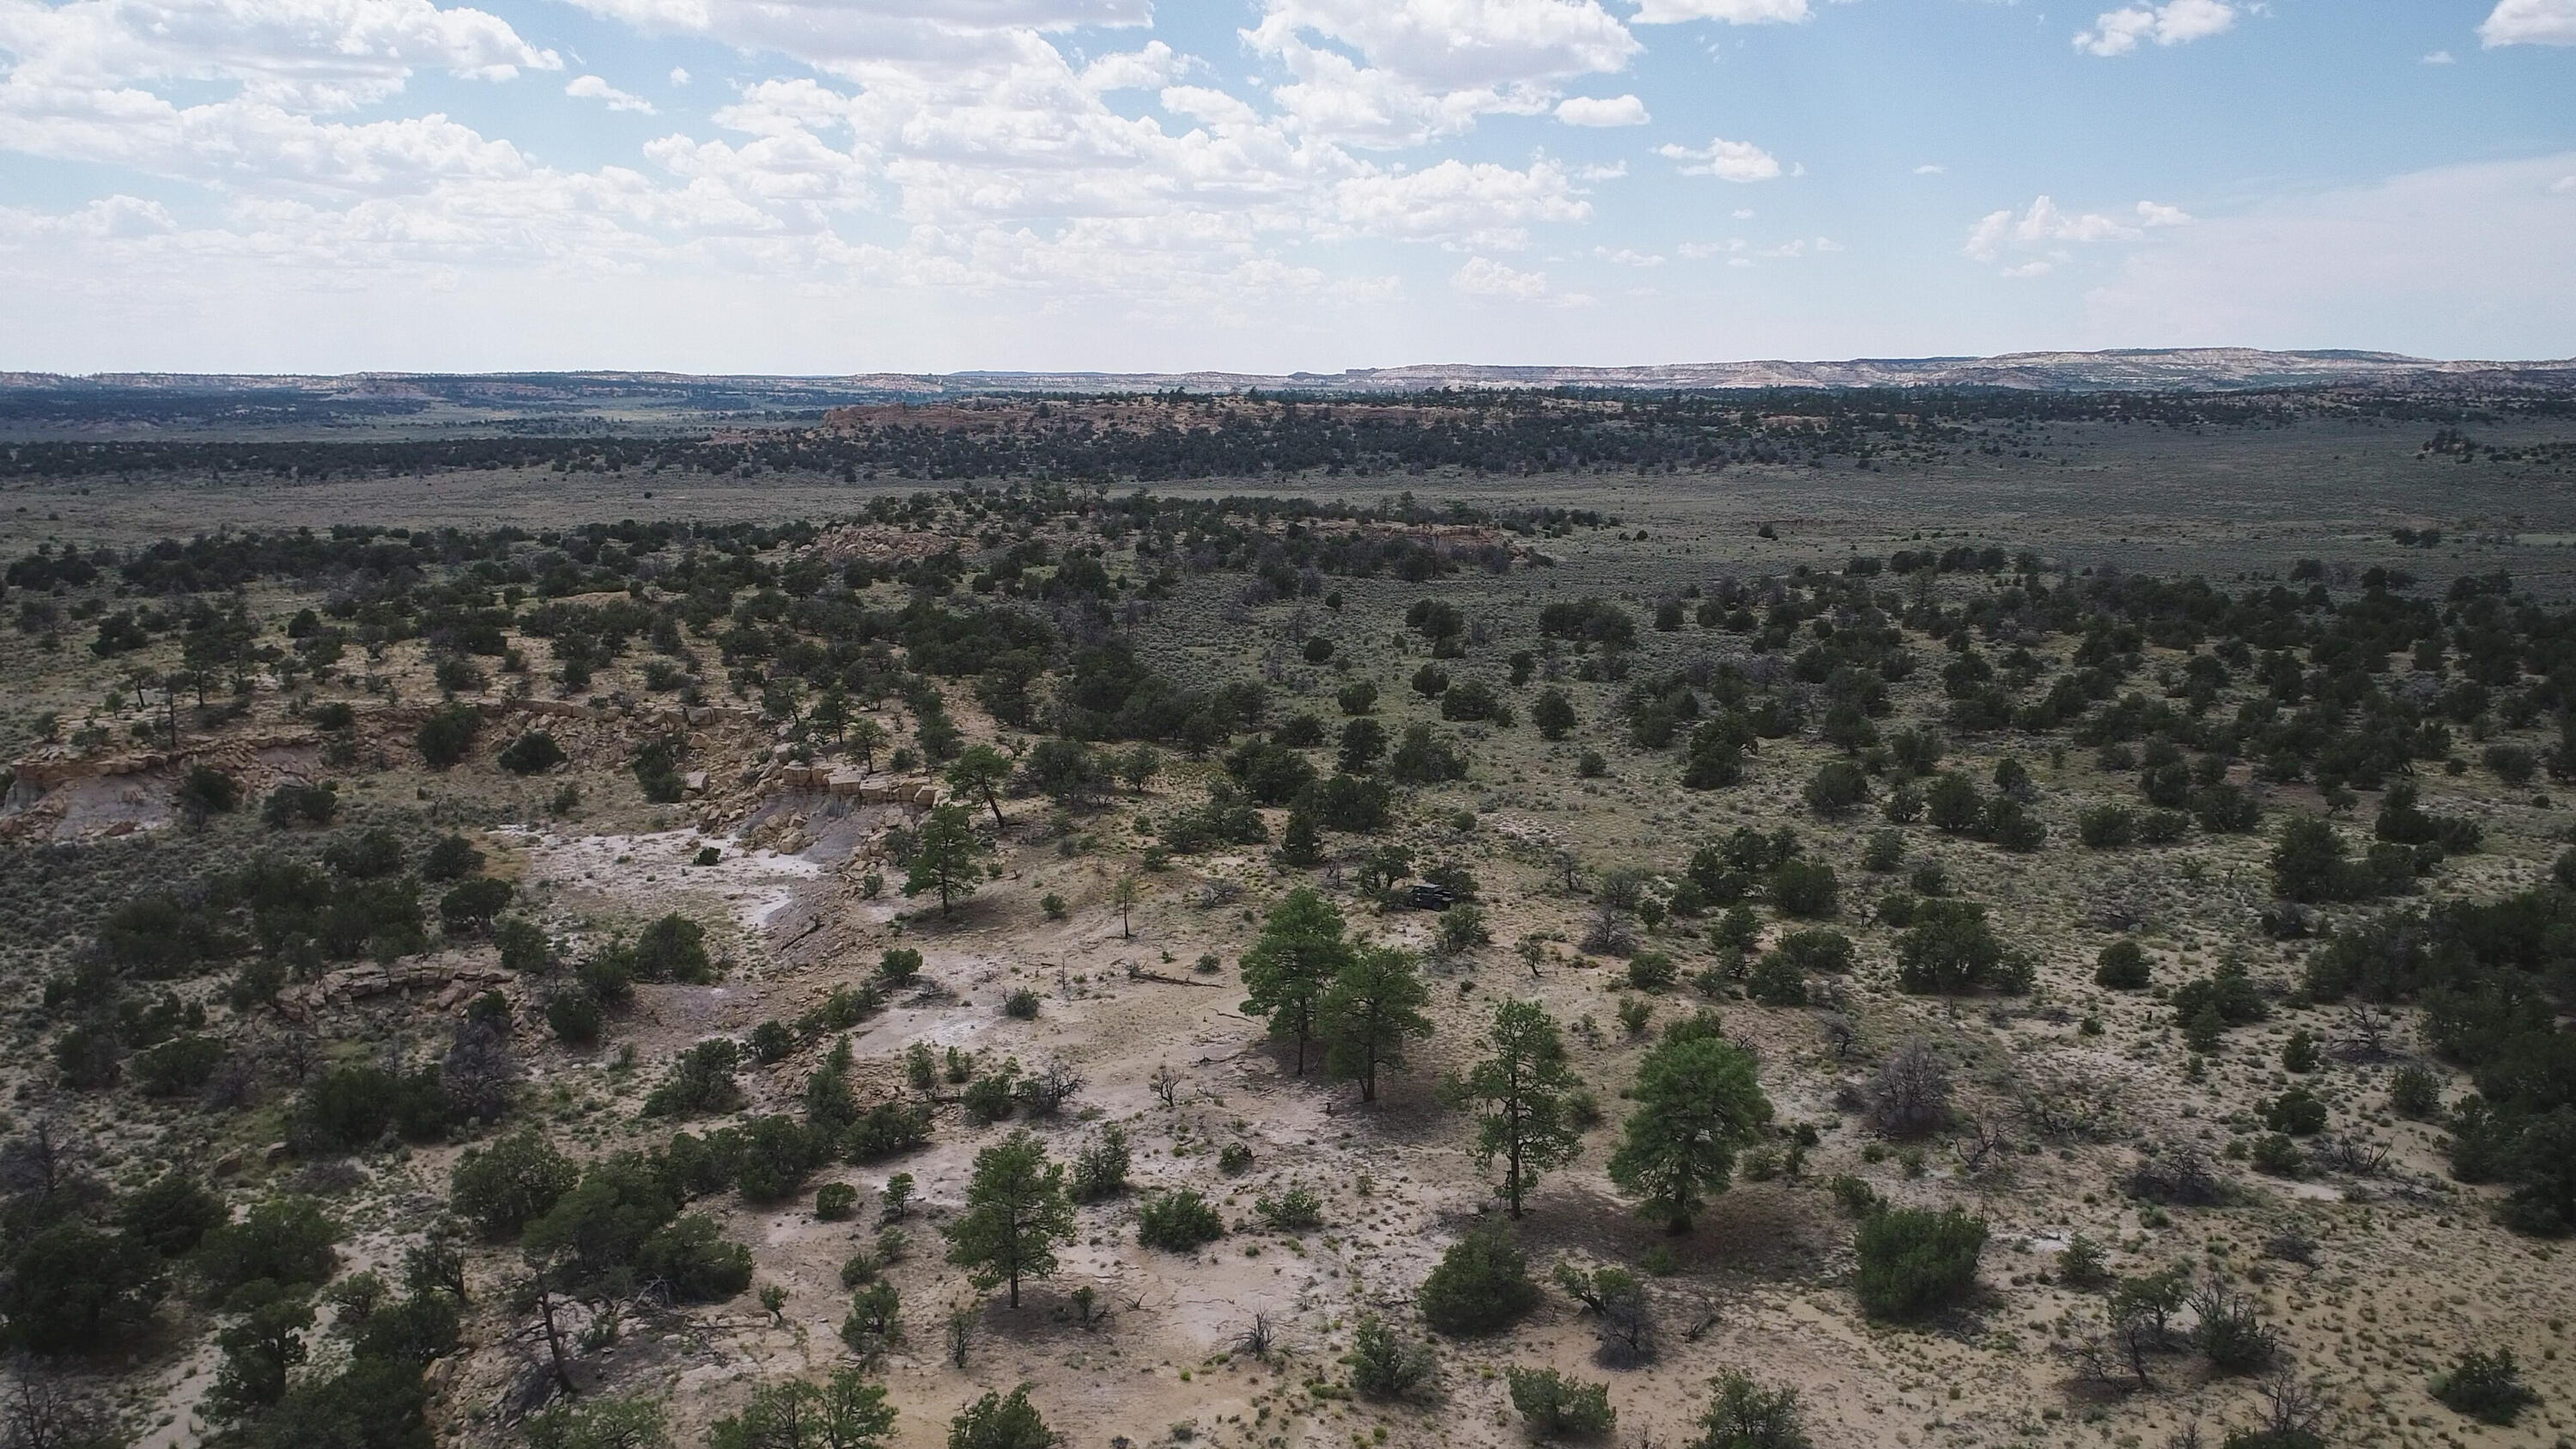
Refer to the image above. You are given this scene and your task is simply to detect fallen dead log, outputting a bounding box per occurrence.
[1124,965,1226,989]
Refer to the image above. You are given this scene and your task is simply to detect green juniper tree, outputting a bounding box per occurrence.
[208,1287,314,1420]
[948,1385,1053,1449]
[708,1367,896,1449]
[1689,1373,1812,1449]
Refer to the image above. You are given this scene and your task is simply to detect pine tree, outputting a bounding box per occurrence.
[1238,887,1352,1075]
[942,1132,1073,1309]
[810,685,851,750]
[945,746,1012,828]
[904,804,985,916]
[1467,999,1582,1218]
[847,717,888,773]
[1112,874,1143,940]
[1277,809,1323,868]
[1321,945,1434,1104]
[1607,1020,1772,1232]
[208,1288,314,1420]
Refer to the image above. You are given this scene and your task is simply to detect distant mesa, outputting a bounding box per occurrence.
[8,347,2576,414]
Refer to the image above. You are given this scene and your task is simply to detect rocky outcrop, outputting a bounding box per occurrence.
[771,764,943,806]
[274,954,516,1020]
[3,729,330,816]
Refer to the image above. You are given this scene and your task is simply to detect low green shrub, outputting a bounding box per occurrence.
[1346,1314,1438,1400]
[1506,1367,1614,1439]
[1137,1190,1224,1251]
[1418,1226,1539,1336]
[1255,1187,1323,1231]
[1853,1207,1985,1319]
[2093,939,2150,989]
[845,1103,934,1163]
[2433,1349,2538,1425]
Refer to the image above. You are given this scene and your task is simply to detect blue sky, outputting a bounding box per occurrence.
[0,0,2569,374]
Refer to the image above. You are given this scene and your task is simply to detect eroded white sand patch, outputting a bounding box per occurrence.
[499,825,827,934]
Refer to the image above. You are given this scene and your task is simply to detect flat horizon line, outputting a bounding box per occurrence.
[8,345,2576,392]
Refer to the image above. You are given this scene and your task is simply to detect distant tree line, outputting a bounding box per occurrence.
[29,378,2567,484]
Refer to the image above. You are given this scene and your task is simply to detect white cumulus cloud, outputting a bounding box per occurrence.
[551,0,1150,76]
[567,75,656,113]
[1657,136,1782,183]
[0,192,174,240]
[0,0,1441,332]
[1631,0,1811,23]
[1249,0,1637,91]
[2480,0,2576,45]
[1332,156,1589,246]
[1160,85,1262,129]
[1554,94,1647,125]
[1079,42,1182,93]
[1249,0,1638,147]
[1451,254,1548,297]
[0,0,560,111]
[1965,194,2184,264]
[0,89,539,192]
[2075,0,2236,57]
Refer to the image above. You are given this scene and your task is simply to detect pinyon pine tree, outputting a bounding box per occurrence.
[1321,944,1433,1104]
[1238,887,1352,1075]
[1467,999,1582,1217]
[1608,1016,1773,1232]
[942,1132,1072,1308]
